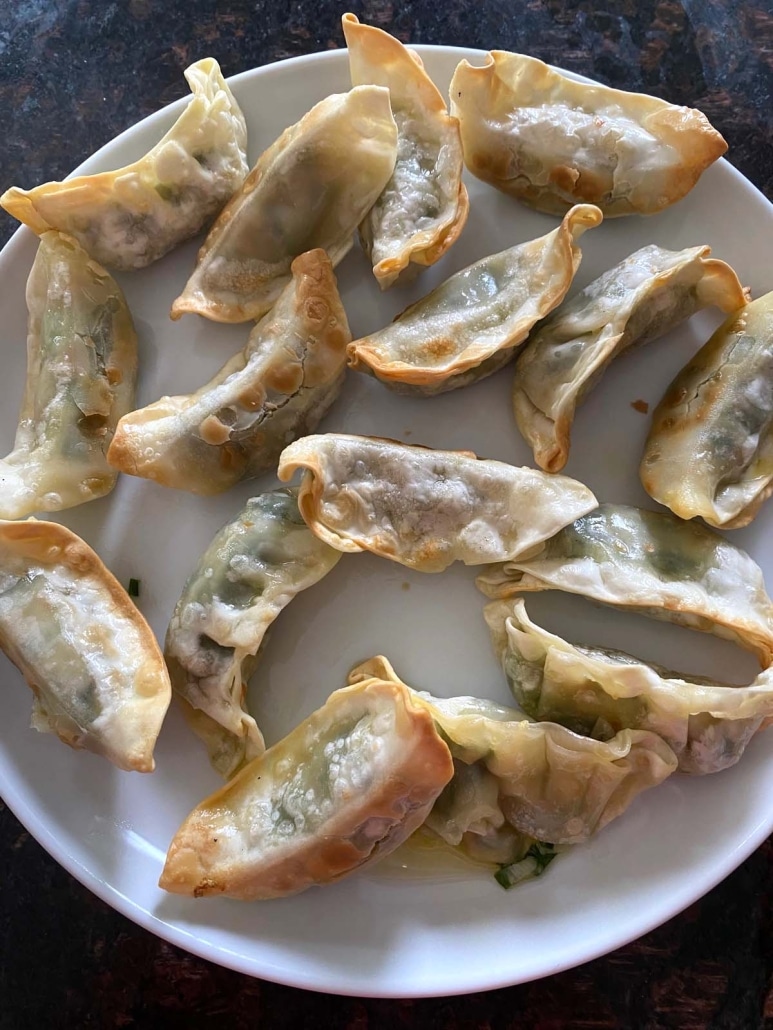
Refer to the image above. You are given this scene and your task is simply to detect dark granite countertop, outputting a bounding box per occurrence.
[2,2,773,1026]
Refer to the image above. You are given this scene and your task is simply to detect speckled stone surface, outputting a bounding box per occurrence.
[2,1,773,1026]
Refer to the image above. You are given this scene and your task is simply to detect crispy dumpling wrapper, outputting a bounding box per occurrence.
[108,250,350,495]
[1,59,248,270]
[476,504,773,666]
[0,519,170,771]
[165,488,342,779]
[159,678,454,900]
[349,656,677,847]
[170,85,398,323]
[485,598,773,775]
[641,292,773,529]
[513,243,747,472]
[277,433,598,573]
[450,51,727,216]
[0,232,137,520]
[347,204,602,395]
[342,13,468,288]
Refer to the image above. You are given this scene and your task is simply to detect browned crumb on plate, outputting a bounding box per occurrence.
[402,582,411,591]
[631,399,649,414]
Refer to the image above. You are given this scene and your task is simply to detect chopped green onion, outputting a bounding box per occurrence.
[128,578,140,598]
[495,842,559,890]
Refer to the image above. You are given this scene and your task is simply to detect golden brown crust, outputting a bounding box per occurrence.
[343,14,468,286]
[170,86,397,322]
[0,519,170,771]
[343,14,448,116]
[346,204,602,391]
[451,51,727,217]
[159,680,454,899]
[108,249,350,494]
[1,60,247,270]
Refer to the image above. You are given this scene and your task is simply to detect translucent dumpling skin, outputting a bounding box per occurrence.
[159,679,454,900]
[165,488,342,779]
[108,250,351,495]
[0,519,170,772]
[513,243,747,472]
[347,204,602,395]
[349,656,677,851]
[170,86,398,323]
[641,292,773,529]
[485,598,773,775]
[0,231,137,520]
[476,504,773,666]
[1,59,248,270]
[450,51,727,216]
[342,13,468,288]
[278,433,598,573]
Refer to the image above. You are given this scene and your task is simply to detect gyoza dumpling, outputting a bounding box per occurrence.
[159,678,454,899]
[108,250,350,495]
[450,51,727,216]
[513,244,747,472]
[277,433,597,573]
[0,519,170,771]
[476,504,773,665]
[342,13,468,288]
[641,292,773,529]
[1,59,248,271]
[349,657,677,854]
[485,598,773,775]
[170,86,398,323]
[347,204,602,394]
[165,488,342,779]
[0,232,137,520]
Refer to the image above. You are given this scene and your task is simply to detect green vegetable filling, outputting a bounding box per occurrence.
[495,842,559,889]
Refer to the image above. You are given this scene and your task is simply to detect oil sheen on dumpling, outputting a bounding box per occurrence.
[485,598,773,775]
[1,59,248,270]
[342,13,468,288]
[170,86,398,323]
[450,51,727,216]
[476,504,773,666]
[641,292,773,529]
[165,488,342,779]
[158,678,454,899]
[513,244,747,472]
[108,250,350,495]
[0,519,170,771]
[349,656,677,851]
[0,232,137,520]
[347,204,602,394]
[277,433,598,573]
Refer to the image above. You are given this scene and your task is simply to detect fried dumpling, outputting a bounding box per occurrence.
[170,86,398,323]
[277,433,598,573]
[513,244,747,472]
[159,678,454,899]
[108,250,350,495]
[0,519,170,771]
[641,292,773,529]
[349,656,677,851]
[450,51,727,216]
[342,13,468,288]
[165,488,342,779]
[347,204,602,394]
[0,232,137,520]
[476,504,773,665]
[1,59,248,270]
[485,598,773,775]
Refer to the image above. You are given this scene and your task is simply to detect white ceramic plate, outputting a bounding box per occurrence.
[1,46,772,999]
